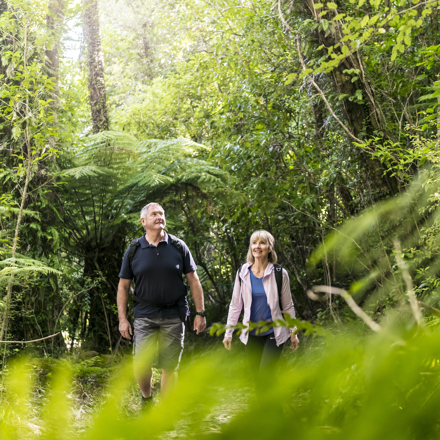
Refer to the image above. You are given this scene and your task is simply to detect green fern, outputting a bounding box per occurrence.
[58,131,227,248]
[0,257,62,287]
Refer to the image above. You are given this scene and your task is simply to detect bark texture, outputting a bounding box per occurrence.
[45,0,66,113]
[82,0,109,133]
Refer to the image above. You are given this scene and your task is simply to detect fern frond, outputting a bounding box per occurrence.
[0,206,41,220]
[0,265,61,277]
[136,138,206,154]
[0,258,62,287]
[62,166,115,179]
[83,131,138,149]
[124,172,173,188]
[0,257,62,271]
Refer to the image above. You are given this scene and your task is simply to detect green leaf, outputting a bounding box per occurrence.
[322,19,329,31]
[314,2,324,7]
[333,13,345,20]
[327,2,338,8]
[360,15,369,27]
[369,14,380,25]
[284,73,296,85]
[12,125,21,140]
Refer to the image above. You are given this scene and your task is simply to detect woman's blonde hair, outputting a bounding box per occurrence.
[246,230,278,265]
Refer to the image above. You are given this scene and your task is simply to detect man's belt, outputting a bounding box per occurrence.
[132,294,184,309]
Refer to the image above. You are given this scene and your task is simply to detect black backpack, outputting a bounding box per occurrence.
[238,263,284,312]
[127,233,186,308]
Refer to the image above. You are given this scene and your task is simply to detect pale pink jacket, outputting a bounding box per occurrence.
[224,263,296,346]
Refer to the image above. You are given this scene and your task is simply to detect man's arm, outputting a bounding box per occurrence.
[117,278,132,339]
[186,270,206,335]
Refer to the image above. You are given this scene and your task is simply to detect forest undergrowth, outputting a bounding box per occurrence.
[1,316,440,439]
[0,334,253,438]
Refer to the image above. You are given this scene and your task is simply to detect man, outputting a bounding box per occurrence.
[117,202,206,406]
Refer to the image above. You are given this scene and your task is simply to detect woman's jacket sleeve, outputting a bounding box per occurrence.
[280,269,297,332]
[224,270,243,338]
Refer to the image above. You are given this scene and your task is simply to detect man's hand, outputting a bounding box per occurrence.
[193,315,206,335]
[117,278,132,339]
[291,333,299,351]
[186,271,206,335]
[119,319,132,340]
[223,337,232,350]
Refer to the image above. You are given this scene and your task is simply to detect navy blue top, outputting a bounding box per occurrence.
[119,232,197,319]
[249,268,274,336]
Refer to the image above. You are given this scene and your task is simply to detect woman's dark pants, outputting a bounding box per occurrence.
[245,333,284,395]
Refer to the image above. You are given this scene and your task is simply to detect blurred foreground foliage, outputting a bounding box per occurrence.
[2,318,440,439]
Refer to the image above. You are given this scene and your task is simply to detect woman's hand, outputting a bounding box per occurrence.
[223,337,232,350]
[290,333,299,351]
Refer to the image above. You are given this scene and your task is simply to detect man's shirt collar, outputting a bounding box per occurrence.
[140,231,168,248]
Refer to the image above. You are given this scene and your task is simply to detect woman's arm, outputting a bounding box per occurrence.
[223,269,243,348]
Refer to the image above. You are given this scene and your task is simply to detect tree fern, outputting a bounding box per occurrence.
[59,131,228,250]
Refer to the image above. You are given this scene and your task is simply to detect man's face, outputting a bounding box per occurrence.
[141,205,166,232]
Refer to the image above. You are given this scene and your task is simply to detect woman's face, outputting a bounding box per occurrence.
[251,237,270,261]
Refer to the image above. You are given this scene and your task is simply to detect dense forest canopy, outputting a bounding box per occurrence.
[1,0,440,354]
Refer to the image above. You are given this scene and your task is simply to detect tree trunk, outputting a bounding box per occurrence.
[82,0,109,133]
[45,0,65,116]
[45,0,65,151]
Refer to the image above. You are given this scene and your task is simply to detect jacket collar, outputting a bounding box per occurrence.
[239,262,274,280]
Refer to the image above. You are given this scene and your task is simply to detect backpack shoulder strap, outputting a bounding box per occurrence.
[128,238,140,269]
[273,263,283,312]
[168,233,185,259]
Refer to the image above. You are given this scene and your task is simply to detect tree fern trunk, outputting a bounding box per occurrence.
[82,0,109,133]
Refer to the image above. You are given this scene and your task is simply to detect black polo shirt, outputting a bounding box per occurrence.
[119,232,197,319]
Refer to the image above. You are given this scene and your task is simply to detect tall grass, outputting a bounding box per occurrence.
[1,317,440,440]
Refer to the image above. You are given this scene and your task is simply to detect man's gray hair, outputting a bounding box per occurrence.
[140,202,164,219]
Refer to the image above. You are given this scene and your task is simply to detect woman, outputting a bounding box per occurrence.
[223,230,299,374]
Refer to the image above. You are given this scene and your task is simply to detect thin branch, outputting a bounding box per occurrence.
[0,332,61,344]
[390,0,438,19]
[418,301,440,318]
[393,239,423,327]
[307,285,382,332]
[296,38,363,143]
